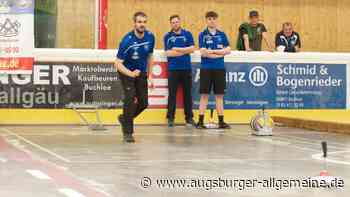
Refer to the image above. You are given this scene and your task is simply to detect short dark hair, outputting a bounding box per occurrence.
[205,11,218,19]
[133,11,147,22]
[169,14,180,22]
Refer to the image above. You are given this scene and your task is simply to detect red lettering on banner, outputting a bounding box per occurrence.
[0,57,33,71]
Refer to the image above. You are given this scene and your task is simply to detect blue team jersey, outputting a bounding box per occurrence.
[163,29,194,71]
[116,30,155,73]
[198,28,230,70]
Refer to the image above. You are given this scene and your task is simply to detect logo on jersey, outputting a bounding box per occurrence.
[290,40,296,46]
[169,36,176,43]
[132,48,139,60]
[257,27,262,35]
[204,35,213,44]
[291,35,298,46]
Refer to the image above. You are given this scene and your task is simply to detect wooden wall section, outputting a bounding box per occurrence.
[56,0,95,48]
[56,0,350,52]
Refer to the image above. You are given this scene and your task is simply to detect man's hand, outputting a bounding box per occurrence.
[207,50,215,54]
[131,69,141,78]
[173,46,195,54]
[165,50,185,57]
[200,48,209,57]
[211,47,231,55]
[294,46,300,52]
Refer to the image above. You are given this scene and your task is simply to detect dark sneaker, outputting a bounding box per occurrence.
[168,119,174,127]
[195,122,207,129]
[186,119,196,127]
[218,122,231,129]
[123,134,135,143]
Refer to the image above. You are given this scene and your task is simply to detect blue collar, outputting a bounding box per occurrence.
[170,29,184,36]
[204,28,220,36]
[132,30,148,40]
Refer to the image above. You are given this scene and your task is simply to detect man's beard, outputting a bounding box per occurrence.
[173,26,181,32]
[136,27,145,34]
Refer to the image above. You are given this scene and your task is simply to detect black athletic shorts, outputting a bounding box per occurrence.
[199,69,226,95]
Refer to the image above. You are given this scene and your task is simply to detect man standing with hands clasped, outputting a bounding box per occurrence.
[197,11,231,129]
[164,14,196,127]
[115,12,155,143]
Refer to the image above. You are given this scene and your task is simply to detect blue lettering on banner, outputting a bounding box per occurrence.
[192,63,346,109]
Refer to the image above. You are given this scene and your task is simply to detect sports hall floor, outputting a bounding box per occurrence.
[0,124,349,197]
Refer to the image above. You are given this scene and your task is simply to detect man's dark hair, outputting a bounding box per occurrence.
[133,11,147,22]
[205,11,218,19]
[169,14,180,22]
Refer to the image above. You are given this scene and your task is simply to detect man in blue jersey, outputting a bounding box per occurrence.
[197,11,231,129]
[164,15,195,127]
[115,12,155,143]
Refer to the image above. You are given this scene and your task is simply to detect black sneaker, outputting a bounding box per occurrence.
[218,122,231,129]
[186,119,196,127]
[168,119,174,127]
[123,134,135,143]
[195,122,207,129]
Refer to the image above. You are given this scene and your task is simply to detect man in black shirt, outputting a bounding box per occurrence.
[275,22,301,52]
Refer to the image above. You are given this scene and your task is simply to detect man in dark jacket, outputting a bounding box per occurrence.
[275,22,301,52]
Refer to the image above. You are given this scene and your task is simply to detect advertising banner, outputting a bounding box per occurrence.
[0,61,346,109]
[192,62,347,109]
[0,0,34,74]
[0,62,169,108]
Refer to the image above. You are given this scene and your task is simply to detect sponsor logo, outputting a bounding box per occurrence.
[249,66,268,86]
[0,18,21,37]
